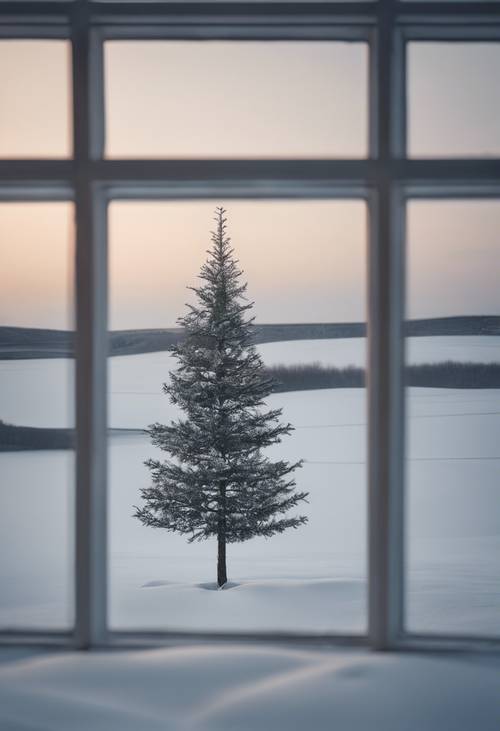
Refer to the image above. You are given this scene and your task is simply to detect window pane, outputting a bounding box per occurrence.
[405,200,500,636]
[0,41,71,158]
[105,42,368,158]
[408,43,500,158]
[108,200,367,634]
[0,203,74,630]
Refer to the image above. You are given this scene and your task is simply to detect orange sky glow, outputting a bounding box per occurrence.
[0,40,499,329]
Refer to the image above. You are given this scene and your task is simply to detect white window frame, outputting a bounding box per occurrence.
[0,0,499,652]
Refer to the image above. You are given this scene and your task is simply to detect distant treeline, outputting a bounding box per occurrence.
[404,361,500,389]
[0,420,75,451]
[270,364,364,390]
[0,423,144,452]
[1,315,499,360]
[2,360,499,451]
[269,361,500,392]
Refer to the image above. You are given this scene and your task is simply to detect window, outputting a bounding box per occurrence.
[405,200,500,637]
[0,40,71,158]
[0,0,499,651]
[408,43,500,157]
[0,202,74,630]
[105,41,368,158]
[108,200,367,633]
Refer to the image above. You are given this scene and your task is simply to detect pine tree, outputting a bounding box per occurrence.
[134,207,308,587]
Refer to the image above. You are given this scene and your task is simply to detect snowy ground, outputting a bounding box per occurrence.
[0,644,498,731]
[0,336,499,636]
[2,335,500,429]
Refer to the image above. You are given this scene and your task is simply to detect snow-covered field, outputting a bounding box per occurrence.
[2,335,500,429]
[0,336,499,636]
[0,645,498,731]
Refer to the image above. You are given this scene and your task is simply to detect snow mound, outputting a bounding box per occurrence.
[0,644,498,731]
[113,578,366,634]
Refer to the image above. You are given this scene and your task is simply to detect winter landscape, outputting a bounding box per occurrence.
[1,328,499,635]
[1,201,499,639]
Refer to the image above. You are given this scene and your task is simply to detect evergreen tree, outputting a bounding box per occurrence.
[134,207,307,587]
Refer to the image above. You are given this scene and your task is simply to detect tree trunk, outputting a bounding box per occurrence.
[217,532,227,587]
[217,481,228,587]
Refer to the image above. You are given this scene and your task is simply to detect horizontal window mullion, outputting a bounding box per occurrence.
[1,1,500,27]
[400,25,500,41]
[0,160,75,183]
[0,184,73,202]
[0,8,70,25]
[85,158,500,187]
[395,159,500,185]
[86,2,378,24]
[396,1,500,20]
[0,159,498,189]
[89,159,373,184]
[97,24,372,42]
[0,24,69,38]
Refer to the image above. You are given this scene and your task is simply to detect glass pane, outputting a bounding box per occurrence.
[109,200,367,634]
[105,41,368,158]
[405,200,500,636]
[0,202,74,630]
[408,43,500,158]
[0,41,71,158]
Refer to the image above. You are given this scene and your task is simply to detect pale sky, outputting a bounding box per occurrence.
[407,200,500,319]
[0,39,499,329]
[108,201,367,329]
[105,41,368,158]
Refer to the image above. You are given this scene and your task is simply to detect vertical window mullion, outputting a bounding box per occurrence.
[73,1,108,648]
[368,1,406,649]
